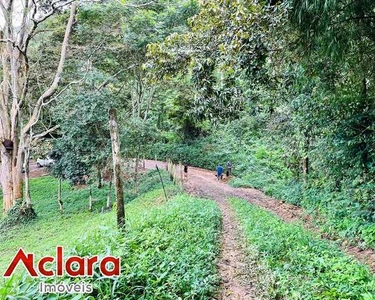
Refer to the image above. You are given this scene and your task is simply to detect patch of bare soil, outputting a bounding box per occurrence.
[185,170,273,299]
[29,160,48,178]
[206,194,267,299]
[214,201,272,299]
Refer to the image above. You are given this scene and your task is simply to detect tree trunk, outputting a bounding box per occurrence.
[58,178,63,213]
[24,137,31,208]
[107,178,112,209]
[134,154,139,193]
[97,167,102,189]
[1,150,14,213]
[0,136,23,213]
[89,185,93,212]
[0,2,78,214]
[12,136,24,201]
[302,156,309,176]
[109,109,125,229]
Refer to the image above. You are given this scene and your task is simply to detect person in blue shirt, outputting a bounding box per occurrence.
[216,165,223,180]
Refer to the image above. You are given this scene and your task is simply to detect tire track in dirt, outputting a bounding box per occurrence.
[186,174,263,299]
[145,160,266,299]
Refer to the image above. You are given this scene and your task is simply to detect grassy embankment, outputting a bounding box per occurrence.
[230,197,375,300]
[1,170,221,299]
[0,175,114,275]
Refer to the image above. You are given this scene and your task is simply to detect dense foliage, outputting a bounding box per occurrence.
[2,0,375,298]
[145,0,375,249]
[149,116,375,248]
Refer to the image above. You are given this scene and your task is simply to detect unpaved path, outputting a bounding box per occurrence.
[31,159,375,276]
[187,173,262,299]
[145,160,268,299]
[144,161,375,275]
[29,160,48,178]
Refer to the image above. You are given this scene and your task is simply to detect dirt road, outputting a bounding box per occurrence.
[24,158,375,299]
[29,160,48,178]
[30,159,375,298]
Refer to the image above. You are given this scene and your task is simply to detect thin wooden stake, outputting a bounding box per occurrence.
[107,177,112,209]
[89,185,93,212]
[58,178,63,212]
[156,165,168,201]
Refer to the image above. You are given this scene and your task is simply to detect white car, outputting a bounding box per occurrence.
[36,157,55,167]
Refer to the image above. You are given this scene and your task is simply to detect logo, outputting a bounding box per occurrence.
[3,247,121,278]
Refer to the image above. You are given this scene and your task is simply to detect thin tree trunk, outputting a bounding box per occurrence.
[89,185,93,212]
[57,178,63,212]
[24,137,31,208]
[302,135,310,181]
[107,178,112,209]
[109,109,125,229]
[1,150,13,214]
[97,167,102,189]
[134,154,139,192]
[12,135,24,201]
[302,156,309,176]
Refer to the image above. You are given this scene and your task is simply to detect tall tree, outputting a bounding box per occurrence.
[109,108,125,229]
[0,0,77,214]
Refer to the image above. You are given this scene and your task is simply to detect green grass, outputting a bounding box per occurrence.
[87,194,221,300]
[0,176,114,275]
[1,171,221,299]
[0,170,175,278]
[2,193,221,299]
[229,197,375,300]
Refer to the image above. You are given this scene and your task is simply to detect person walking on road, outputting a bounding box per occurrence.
[183,163,188,181]
[216,165,223,180]
[226,161,232,178]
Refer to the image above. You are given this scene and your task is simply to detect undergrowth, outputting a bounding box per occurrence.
[1,194,221,299]
[230,197,375,300]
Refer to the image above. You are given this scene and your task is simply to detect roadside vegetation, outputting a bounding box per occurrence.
[145,0,375,253]
[0,176,112,274]
[0,170,174,273]
[230,197,375,300]
[151,115,375,250]
[1,171,221,299]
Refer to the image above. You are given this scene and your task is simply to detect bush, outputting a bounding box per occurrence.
[0,200,37,230]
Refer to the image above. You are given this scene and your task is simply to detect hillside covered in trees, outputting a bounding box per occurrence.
[1,0,375,299]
